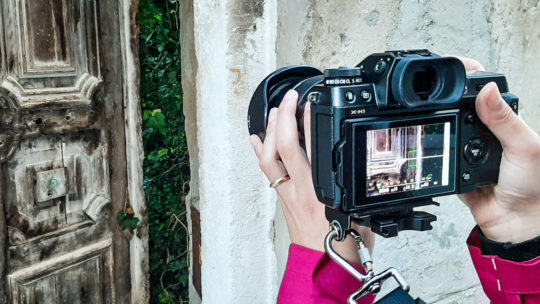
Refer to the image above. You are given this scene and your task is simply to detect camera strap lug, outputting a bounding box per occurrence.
[325,223,412,304]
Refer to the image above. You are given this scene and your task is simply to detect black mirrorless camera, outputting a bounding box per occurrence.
[247,50,519,238]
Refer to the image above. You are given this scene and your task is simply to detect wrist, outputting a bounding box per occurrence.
[479,212,540,243]
[478,227,540,262]
[332,239,363,266]
[333,226,375,266]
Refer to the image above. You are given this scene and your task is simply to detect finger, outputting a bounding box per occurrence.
[475,82,538,154]
[446,55,486,72]
[250,135,263,158]
[259,108,288,181]
[276,90,312,186]
[304,102,312,164]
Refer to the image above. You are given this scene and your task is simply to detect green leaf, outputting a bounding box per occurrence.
[157,148,168,158]
[116,211,140,232]
[143,109,151,120]
[145,109,166,135]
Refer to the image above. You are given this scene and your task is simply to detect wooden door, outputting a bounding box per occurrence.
[0,0,147,303]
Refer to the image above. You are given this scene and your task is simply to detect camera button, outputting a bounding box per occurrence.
[464,113,475,125]
[511,101,518,112]
[374,61,387,75]
[360,90,372,102]
[345,91,355,102]
[462,172,472,182]
[464,139,487,165]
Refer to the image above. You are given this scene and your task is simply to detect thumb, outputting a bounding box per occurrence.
[475,82,535,154]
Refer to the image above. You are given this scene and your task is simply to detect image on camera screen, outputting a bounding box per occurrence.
[366,122,451,197]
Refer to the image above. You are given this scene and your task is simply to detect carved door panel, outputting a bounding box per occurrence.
[0,0,140,303]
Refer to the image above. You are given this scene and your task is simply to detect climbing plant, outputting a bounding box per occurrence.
[139,0,189,303]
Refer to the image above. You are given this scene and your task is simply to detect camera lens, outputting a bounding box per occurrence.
[391,56,466,108]
[412,68,436,101]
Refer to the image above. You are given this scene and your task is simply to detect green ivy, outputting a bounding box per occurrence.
[139,0,189,303]
[117,211,140,232]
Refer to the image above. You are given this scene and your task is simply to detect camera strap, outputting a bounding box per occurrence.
[324,224,427,304]
[376,287,427,303]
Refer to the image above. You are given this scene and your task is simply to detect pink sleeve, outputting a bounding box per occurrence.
[278,244,376,304]
[467,227,540,304]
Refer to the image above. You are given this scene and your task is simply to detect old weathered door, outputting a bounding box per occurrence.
[0,0,147,303]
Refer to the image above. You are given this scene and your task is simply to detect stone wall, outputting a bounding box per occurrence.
[181,1,540,303]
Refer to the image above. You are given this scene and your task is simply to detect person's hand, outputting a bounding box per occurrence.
[250,90,374,265]
[456,57,540,243]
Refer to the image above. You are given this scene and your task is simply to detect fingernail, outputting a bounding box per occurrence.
[268,108,278,123]
[284,89,298,100]
[249,135,255,147]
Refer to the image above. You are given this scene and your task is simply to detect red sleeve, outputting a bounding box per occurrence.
[278,244,375,304]
[467,227,540,304]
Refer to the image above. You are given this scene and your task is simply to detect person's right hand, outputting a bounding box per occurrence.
[456,57,540,243]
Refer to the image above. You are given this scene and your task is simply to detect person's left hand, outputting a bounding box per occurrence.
[250,89,374,265]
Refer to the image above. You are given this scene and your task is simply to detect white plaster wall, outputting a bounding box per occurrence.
[182,1,280,303]
[182,0,540,303]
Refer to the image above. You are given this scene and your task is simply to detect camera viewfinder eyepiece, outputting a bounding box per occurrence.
[391,56,466,108]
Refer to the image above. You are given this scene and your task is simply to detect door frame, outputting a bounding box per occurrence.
[119,0,149,303]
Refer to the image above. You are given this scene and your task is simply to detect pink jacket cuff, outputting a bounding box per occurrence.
[277,243,375,304]
[467,227,540,303]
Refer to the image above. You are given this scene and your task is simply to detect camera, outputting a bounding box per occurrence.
[247,50,519,237]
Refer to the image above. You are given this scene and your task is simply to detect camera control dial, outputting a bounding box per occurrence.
[324,67,363,86]
[464,138,488,165]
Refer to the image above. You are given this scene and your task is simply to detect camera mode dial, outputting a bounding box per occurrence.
[324,67,363,86]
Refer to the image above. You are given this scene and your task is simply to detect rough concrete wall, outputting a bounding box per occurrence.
[181,0,279,303]
[489,0,540,130]
[276,0,540,303]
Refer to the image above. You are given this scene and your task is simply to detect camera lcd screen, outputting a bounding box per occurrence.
[366,122,451,197]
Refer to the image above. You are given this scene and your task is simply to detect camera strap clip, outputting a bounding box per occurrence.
[325,223,412,304]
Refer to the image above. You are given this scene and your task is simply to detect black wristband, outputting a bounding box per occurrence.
[479,228,540,262]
